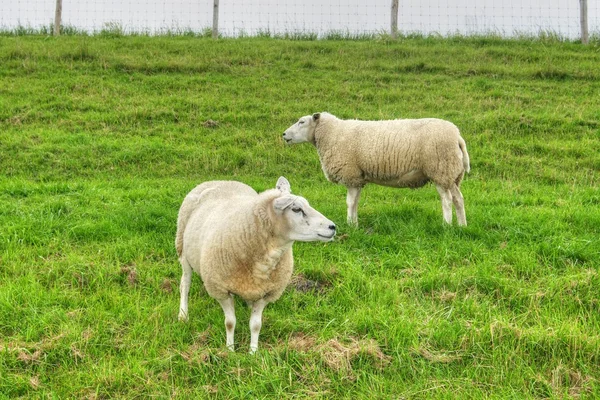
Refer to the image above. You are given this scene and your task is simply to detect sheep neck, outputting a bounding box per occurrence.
[251,237,292,281]
[312,118,334,148]
[247,196,293,281]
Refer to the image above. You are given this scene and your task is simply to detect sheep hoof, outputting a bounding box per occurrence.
[178,312,188,322]
[249,347,258,355]
[226,344,235,352]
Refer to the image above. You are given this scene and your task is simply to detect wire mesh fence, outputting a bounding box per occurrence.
[1,0,597,40]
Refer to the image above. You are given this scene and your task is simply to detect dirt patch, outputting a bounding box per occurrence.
[173,326,218,365]
[120,263,137,286]
[290,274,330,294]
[160,279,175,293]
[203,119,219,128]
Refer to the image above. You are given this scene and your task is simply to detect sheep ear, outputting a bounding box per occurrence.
[276,176,291,194]
[312,113,321,121]
[273,196,293,213]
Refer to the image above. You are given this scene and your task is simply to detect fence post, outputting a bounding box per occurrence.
[54,0,62,36]
[391,0,399,39]
[212,0,219,38]
[580,0,589,44]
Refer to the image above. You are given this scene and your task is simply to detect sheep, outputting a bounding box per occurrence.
[176,176,336,354]
[282,112,470,226]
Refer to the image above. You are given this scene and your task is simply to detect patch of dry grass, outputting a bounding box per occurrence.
[285,333,391,372]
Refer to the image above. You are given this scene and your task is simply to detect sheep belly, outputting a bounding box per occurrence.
[365,169,430,189]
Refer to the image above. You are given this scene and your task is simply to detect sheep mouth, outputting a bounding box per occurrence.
[284,138,292,143]
[318,233,335,240]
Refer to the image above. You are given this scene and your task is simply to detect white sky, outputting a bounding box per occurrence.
[1,0,597,37]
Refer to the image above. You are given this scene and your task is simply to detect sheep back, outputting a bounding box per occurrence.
[314,114,467,189]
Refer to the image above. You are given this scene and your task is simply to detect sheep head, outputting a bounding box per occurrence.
[272,177,336,242]
[282,113,321,144]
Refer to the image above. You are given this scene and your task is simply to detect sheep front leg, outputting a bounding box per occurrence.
[249,298,268,354]
[436,185,453,225]
[217,296,236,351]
[346,187,362,226]
[178,259,193,321]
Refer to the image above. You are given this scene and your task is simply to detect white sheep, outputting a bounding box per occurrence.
[283,112,470,226]
[176,177,336,353]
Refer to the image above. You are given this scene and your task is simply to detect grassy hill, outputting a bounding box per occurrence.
[1,34,599,398]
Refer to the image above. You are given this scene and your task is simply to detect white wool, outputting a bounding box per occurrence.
[283,112,470,226]
[175,177,335,353]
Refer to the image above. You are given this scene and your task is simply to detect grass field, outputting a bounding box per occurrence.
[1,33,599,398]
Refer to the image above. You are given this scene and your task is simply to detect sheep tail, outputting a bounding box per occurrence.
[458,137,470,174]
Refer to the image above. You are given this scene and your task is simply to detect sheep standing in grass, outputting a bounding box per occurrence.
[283,112,470,226]
[176,177,336,353]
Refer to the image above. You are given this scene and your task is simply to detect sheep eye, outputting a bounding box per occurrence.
[298,120,305,125]
[291,207,302,213]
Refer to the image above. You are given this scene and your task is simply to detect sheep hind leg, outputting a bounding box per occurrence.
[248,298,268,354]
[178,258,193,321]
[435,185,453,225]
[449,183,467,226]
[217,295,236,351]
[346,187,362,226]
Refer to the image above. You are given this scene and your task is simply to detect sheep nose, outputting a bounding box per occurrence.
[329,224,336,231]
[282,132,286,136]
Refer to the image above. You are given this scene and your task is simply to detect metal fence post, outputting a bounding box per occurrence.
[580,0,589,44]
[54,0,62,36]
[212,0,219,38]
[391,0,399,39]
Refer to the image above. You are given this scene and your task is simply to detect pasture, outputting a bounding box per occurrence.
[0,34,599,398]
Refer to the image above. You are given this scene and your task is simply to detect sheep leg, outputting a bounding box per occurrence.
[435,185,453,225]
[346,187,362,226]
[248,298,268,354]
[178,258,193,321]
[217,296,236,351]
[449,184,467,226]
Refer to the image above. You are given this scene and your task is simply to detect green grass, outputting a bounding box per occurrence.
[1,34,599,398]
